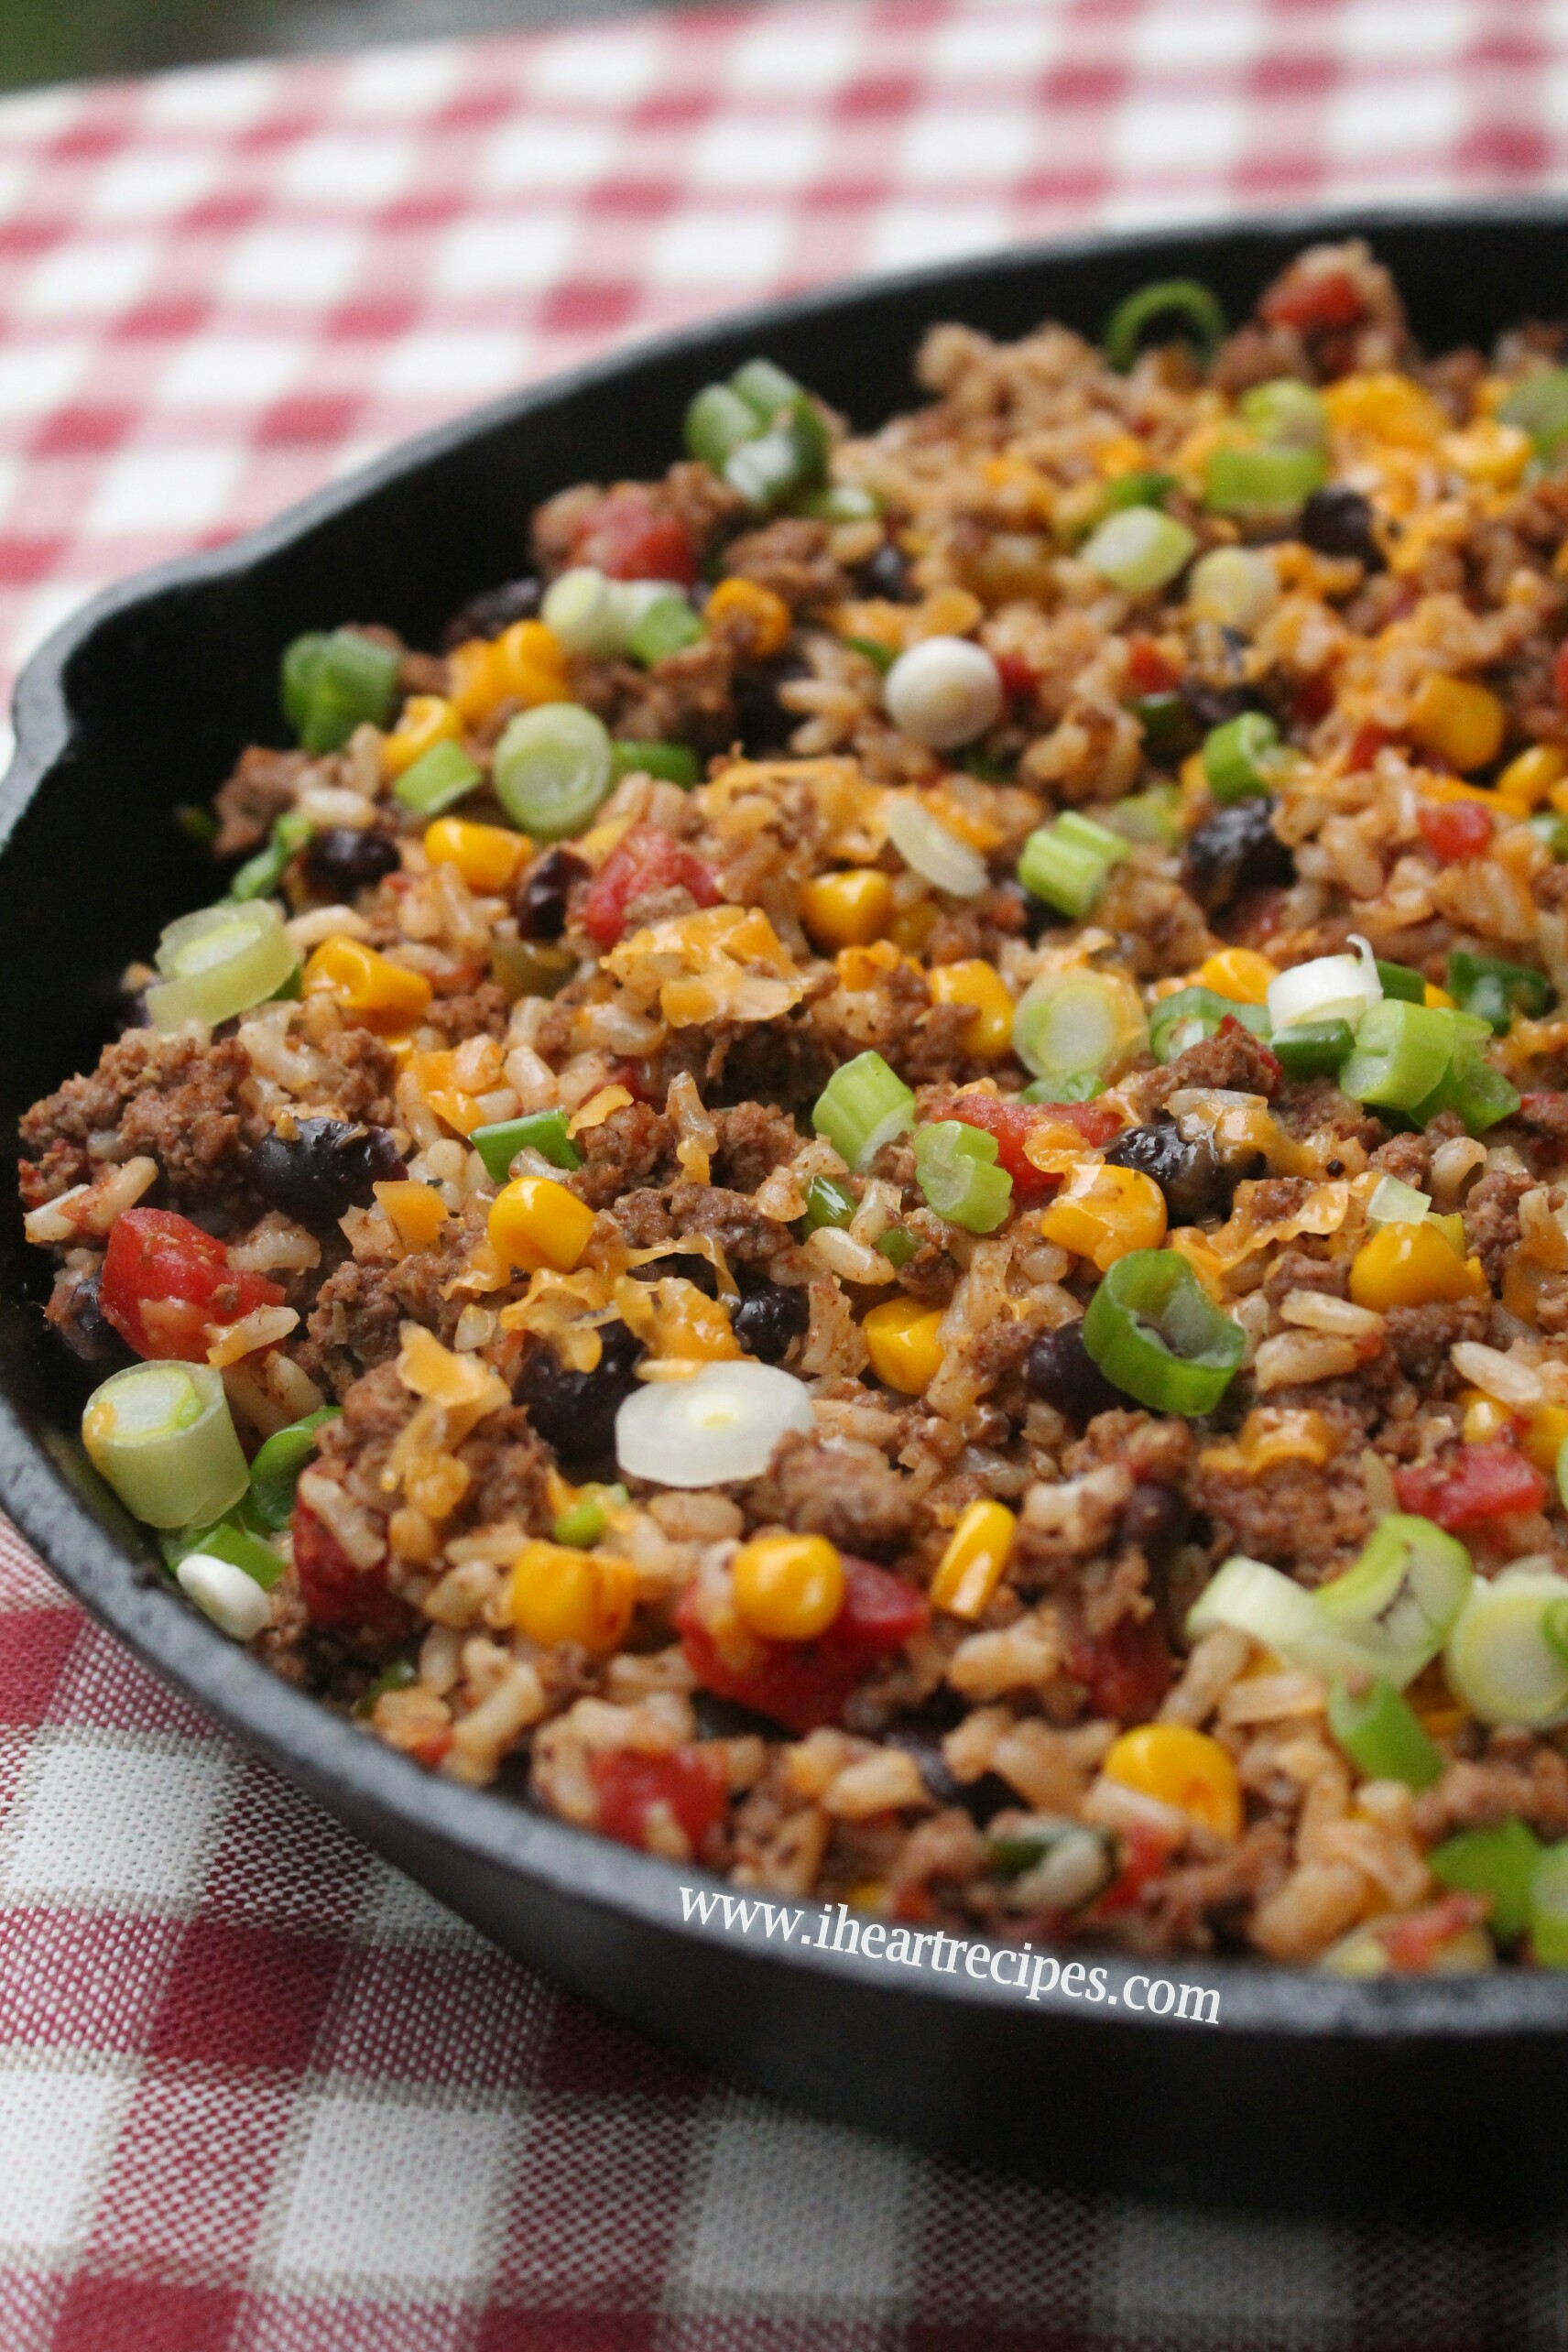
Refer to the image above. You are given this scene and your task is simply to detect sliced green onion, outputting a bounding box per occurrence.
[1367,1173,1432,1226]
[611,739,700,789]
[1018,818,1125,920]
[1012,968,1148,1086]
[281,632,330,735]
[725,426,818,513]
[886,794,988,898]
[1081,506,1196,593]
[492,703,614,840]
[1444,1563,1568,1727]
[686,382,763,469]
[1375,958,1427,1005]
[912,1120,1013,1235]
[811,1051,915,1171]
[553,1482,627,1548]
[283,628,401,755]
[1266,942,1381,1034]
[616,1358,815,1487]
[1326,1677,1443,1790]
[1204,443,1327,518]
[1317,1514,1473,1686]
[177,1549,274,1639]
[1408,1038,1520,1136]
[1124,694,1197,765]
[232,810,312,903]
[1430,1818,1541,1942]
[844,634,896,674]
[790,482,881,522]
[175,803,220,847]
[731,356,808,424]
[394,740,482,817]
[1081,1248,1244,1416]
[246,1407,340,1531]
[1530,1839,1568,1965]
[1203,712,1284,802]
[1021,1072,1105,1104]
[1055,811,1126,862]
[627,594,704,667]
[875,1225,917,1267]
[541,566,631,660]
[1101,470,1177,512]
[354,1657,419,1718]
[1148,986,1269,1064]
[162,1514,285,1590]
[1188,1554,1381,1682]
[1498,367,1568,459]
[1103,278,1226,372]
[1530,810,1568,859]
[147,898,299,1033]
[471,1108,582,1181]
[1187,546,1279,635]
[1446,948,1552,1034]
[800,1173,857,1234]
[1105,780,1184,844]
[1239,377,1328,450]
[491,938,576,1001]
[82,1362,249,1531]
[1270,1018,1355,1080]
[1338,997,1459,1111]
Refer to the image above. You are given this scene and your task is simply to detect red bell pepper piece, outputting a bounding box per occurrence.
[582,822,720,950]
[1065,1610,1172,1724]
[590,1747,729,1856]
[100,1206,286,1361]
[1091,1820,1178,1919]
[1125,634,1179,695]
[1418,800,1492,865]
[571,486,697,586]
[1394,1441,1549,1530]
[942,1092,1123,1200]
[292,1501,410,1636]
[1261,266,1365,332]
[678,1554,928,1736]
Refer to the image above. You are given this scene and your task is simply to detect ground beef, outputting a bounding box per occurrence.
[667,1181,792,1269]
[18,1030,258,1217]
[1367,1129,1437,1188]
[212,746,309,857]
[299,1212,481,1398]
[1514,1091,1568,1144]
[746,1430,919,1556]
[1063,1411,1195,1489]
[1385,1296,1493,1389]
[1262,1250,1349,1306]
[1272,1077,1382,1149]
[609,636,740,751]
[1190,1450,1375,1581]
[532,461,744,579]
[430,980,512,1042]
[456,1405,553,1530]
[712,1101,800,1192]
[720,517,851,615]
[1152,1821,1291,1950]
[1464,1165,1532,1288]
[310,1028,399,1126]
[568,1104,681,1212]
[1212,322,1311,397]
[1412,1735,1568,1846]
[1147,1022,1282,1105]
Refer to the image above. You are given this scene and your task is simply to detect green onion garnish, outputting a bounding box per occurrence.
[1326,1677,1443,1790]
[491,938,576,1001]
[1100,470,1178,512]
[1446,948,1552,1034]
[1337,997,1462,1111]
[1444,1563,1568,1727]
[875,1226,917,1267]
[161,1514,286,1590]
[1408,1038,1520,1135]
[790,482,881,522]
[1202,711,1284,802]
[471,1108,582,1181]
[686,381,763,469]
[800,1172,857,1234]
[626,594,704,667]
[1148,985,1269,1065]
[1497,367,1568,462]
[912,1120,1013,1235]
[82,1361,250,1531]
[1374,958,1427,1005]
[394,740,483,817]
[1021,1072,1106,1104]
[354,1658,419,1719]
[1103,278,1226,373]
[553,1482,627,1548]
[1080,506,1197,594]
[611,739,700,789]
[1080,1248,1245,1416]
[1203,443,1328,517]
[147,898,300,1033]
[1239,377,1328,450]
[1018,814,1126,920]
[1269,1018,1355,1080]
[1530,810,1568,859]
[811,1051,916,1172]
[282,627,401,755]
[231,809,313,903]
[1123,695,1197,766]
[844,634,896,674]
[1317,1514,1474,1682]
[1430,1818,1542,1942]
[246,1406,341,1530]
[1013,967,1148,1086]
[492,702,614,840]
[1530,1839,1568,1965]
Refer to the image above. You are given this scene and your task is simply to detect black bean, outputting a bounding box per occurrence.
[730,653,808,757]
[513,1319,644,1472]
[1121,1480,1189,1563]
[991,877,1062,942]
[1299,485,1385,572]
[1104,1120,1236,1226]
[733,1280,810,1363]
[441,575,541,649]
[304,825,400,897]
[630,1256,721,1300]
[117,983,152,1033]
[858,540,915,601]
[1024,1322,1129,1423]
[246,1117,407,1225]
[1181,795,1294,913]
[56,1270,129,1366]
[883,1727,1013,1824]
[514,846,590,942]
[1180,676,1269,733]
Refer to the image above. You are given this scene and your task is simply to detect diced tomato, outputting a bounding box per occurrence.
[1260,265,1365,333]
[943,1092,1122,1200]
[1065,1610,1172,1724]
[1418,800,1492,865]
[677,1554,929,1736]
[1125,634,1179,695]
[1291,673,1334,727]
[994,649,1038,700]
[582,822,721,950]
[1345,721,1393,773]
[1377,1891,1488,1973]
[1091,1821,1178,1920]
[572,487,697,587]
[1553,639,1568,710]
[1394,1441,1549,1530]
[590,1746,729,1857]
[100,1206,286,1361]
[292,1501,409,1636]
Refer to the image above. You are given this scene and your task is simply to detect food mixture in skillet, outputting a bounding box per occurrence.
[28,240,1568,1976]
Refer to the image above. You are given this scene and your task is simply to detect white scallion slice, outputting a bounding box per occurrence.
[1444,1563,1568,1727]
[493,702,614,840]
[885,794,988,897]
[540,566,629,659]
[1012,967,1148,1085]
[1367,1173,1432,1227]
[177,1551,273,1641]
[615,1360,814,1487]
[1186,1554,1368,1679]
[82,1361,249,1530]
[1315,1512,1473,1685]
[1186,546,1279,636]
[1265,936,1382,1037]
[884,637,1003,750]
[147,898,299,1033]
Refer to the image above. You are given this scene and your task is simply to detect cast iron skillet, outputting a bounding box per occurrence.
[4,200,1567,2218]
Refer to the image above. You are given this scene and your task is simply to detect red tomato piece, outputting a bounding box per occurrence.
[1125,634,1179,695]
[1261,266,1365,332]
[582,823,721,950]
[292,1501,409,1636]
[1292,673,1334,727]
[100,1206,285,1361]
[994,649,1038,700]
[1065,1610,1172,1724]
[1377,1891,1488,1973]
[1394,1441,1549,1530]
[677,1555,929,1736]
[1418,800,1493,865]
[590,1747,729,1857]
[1553,639,1568,710]
[1091,1821,1178,1920]
[1345,721,1393,773]
[572,487,696,587]
[942,1093,1122,1199]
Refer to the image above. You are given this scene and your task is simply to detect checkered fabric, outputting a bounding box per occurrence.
[5,1,1568,2344]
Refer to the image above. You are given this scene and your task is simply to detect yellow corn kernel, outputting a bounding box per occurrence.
[1040,1162,1167,1273]
[863,1297,946,1394]
[1407,673,1507,774]
[446,637,505,722]
[732,1532,844,1641]
[488,1174,597,1274]
[887,898,939,955]
[1095,431,1150,479]
[1439,419,1532,487]
[1102,1722,1243,1841]
[492,618,570,710]
[576,814,631,868]
[373,1179,450,1254]
[1323,372,1446,449]
[1497,743,1568,811]
[1522,1403,1568,1476]
[302,935,433,1028]
[508,1538,637,1652]
[380,693,461,779]
[423,816,528,893]
[1348,1220,1488,1312]
[1424,982,1455,1009]
[1460,1387,1516,1445]
[706,575,793,659]
[927,959,1014,1057]
[1192,946,1279,1007]
[930,1498,1016,1620]
[800,868,894,950]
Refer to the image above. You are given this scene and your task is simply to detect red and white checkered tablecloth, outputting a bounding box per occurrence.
[5,3,1568,2345]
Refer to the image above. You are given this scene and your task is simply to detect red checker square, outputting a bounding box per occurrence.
[0,1603,82,1724]
[117,296,210,341]
[0,537,70,586]
[52,2274,245,2352]
[148,1917,342,2072]
[477,2316,662,2352]
[33,406,137,458]
[254,393,360,450]
[491,2097,697,2300]
[538,282,637,336]
[315,1944,553,2090]
[85,2076,294,2270]
[538,1988,706,2102]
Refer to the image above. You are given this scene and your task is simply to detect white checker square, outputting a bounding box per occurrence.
[898,106,1037,186]
[0,1732,234,1907]
[158,336,300,408]
[680,2104,915,2307]
[648,207,791,289]
[143,60,277,131]
[85,149,218,226]
[724,17,863,98]
[927,14,1063,82]
[691,117,826,194]
[341,43,464,118]
[531,23,665,106]
[221,225,365,307]
[0,343,87,420]
[1112,92,1249,180]
[866,200,1013,275]
[18,237,158,321]
[481,119,618,196]
[1326,71,1465,164]
[1100,2202,1350,2333]
[354,1858,485,1949]
[1337,0,1468,65]
[0,2060,129,2257]
[271,2091,516,2287]
[377,328,528,401]
[434,214,576,299]
[278,132,416,212]
[1124,3,1265,71]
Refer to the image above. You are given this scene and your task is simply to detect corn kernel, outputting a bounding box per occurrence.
[446,637,505,722]
[508,1538,637,1652]
[1439,419,1532,487]
[423,816,528,893]
[1424,983,1455,1009]
[863,1297,945,1394]
[1460,1387,1516,1445]
[1497,744,1568,811]
[381,693,461,779]
[1348,1220,1488,1312]
[1102,1722,1243,1840]
[488,1174,597,1274]
[1323,372,1446,449]
[1407,672,1507,774]
[732,1533,844,1641]
[887,898,939,955]
[800,868,894,950]
[1192,946,1279,1006]
[927,959,1014,1057]
[1522,1403,1568,1476]
[302,936,433,1028]
[373,1179,450,1253]
[930,1498,1016,1620]
[1040,1162,1167,1273]
[706,576,793,659]
[492,618,570,710]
